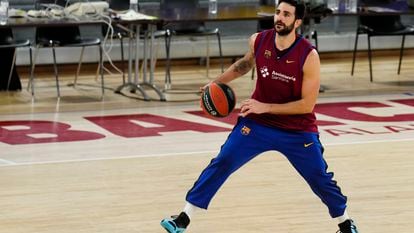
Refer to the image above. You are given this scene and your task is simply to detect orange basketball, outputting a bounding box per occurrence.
[201,82,236,117]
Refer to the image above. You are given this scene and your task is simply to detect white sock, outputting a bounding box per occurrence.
[183,202,202,220]
[336,210,350,223]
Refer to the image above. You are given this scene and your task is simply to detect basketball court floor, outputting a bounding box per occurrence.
[0,53,413,233]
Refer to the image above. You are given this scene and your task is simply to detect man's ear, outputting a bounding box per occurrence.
[295,19,302,28]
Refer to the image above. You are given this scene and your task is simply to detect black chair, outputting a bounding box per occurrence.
[0,28,31,91]
[160,0,224,90]
[351,15,414,82]
[29,0,104,98]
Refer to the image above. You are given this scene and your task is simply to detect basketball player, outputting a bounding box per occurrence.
[161,0,359,232]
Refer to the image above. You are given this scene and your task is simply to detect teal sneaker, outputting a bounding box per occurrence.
[160,212,190,233]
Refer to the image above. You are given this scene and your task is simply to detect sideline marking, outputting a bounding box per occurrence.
[0,159,17,165]
[0,138,413,167]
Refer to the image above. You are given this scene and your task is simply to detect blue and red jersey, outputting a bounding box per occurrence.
[247,29,318,133]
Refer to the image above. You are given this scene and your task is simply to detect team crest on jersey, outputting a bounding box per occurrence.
[241,126,251,135]
[259,66,270,78]
[264,50,272,59]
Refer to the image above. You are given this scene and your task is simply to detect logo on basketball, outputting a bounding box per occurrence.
[201,82,236,118]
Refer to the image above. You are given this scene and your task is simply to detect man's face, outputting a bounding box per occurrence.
[274,2,298,36]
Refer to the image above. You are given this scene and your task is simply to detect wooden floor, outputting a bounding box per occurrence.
[0,50,414,233]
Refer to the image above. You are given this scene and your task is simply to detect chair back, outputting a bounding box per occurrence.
[359,0,408,32]
[36,26,81,45]
[359,15,405,32]
[34,0,82,45]
[0,28,13,44]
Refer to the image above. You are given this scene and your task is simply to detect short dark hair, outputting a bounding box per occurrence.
[277,0,306,20]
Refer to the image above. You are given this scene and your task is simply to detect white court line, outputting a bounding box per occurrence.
[325,137,414,146]
[0,159,17,165]
[0,137,413,167]
[0,150,219,167]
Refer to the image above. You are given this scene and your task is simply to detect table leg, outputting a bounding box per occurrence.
[139,23,166,101]
[115,24,150,101]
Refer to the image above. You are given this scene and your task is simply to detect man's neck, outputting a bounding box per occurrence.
[275,32,296,51]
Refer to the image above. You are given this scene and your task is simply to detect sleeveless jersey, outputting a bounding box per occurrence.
[246,29,318,133]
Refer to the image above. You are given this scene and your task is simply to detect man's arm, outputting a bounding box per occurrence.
[202,33,257,88]
[240,49,321,116]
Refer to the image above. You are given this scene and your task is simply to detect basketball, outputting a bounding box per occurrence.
[201,82,236,117]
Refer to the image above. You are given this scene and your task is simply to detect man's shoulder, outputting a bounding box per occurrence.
[252,29,274,45]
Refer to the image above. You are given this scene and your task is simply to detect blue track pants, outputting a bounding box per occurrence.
[186,117,347,218]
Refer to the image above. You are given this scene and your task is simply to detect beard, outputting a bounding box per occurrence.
[274,21,295,36]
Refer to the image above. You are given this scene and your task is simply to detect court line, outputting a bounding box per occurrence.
[0,137,413,167]
[0,150,219,167]
[0,159,17,165]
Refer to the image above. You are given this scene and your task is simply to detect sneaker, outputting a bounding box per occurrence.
[160,212,190,233]
[337,219,359,233]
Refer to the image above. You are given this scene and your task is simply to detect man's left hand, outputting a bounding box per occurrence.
[240,99,270,117]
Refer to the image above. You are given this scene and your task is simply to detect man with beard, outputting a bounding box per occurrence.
[160,0,359,232]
